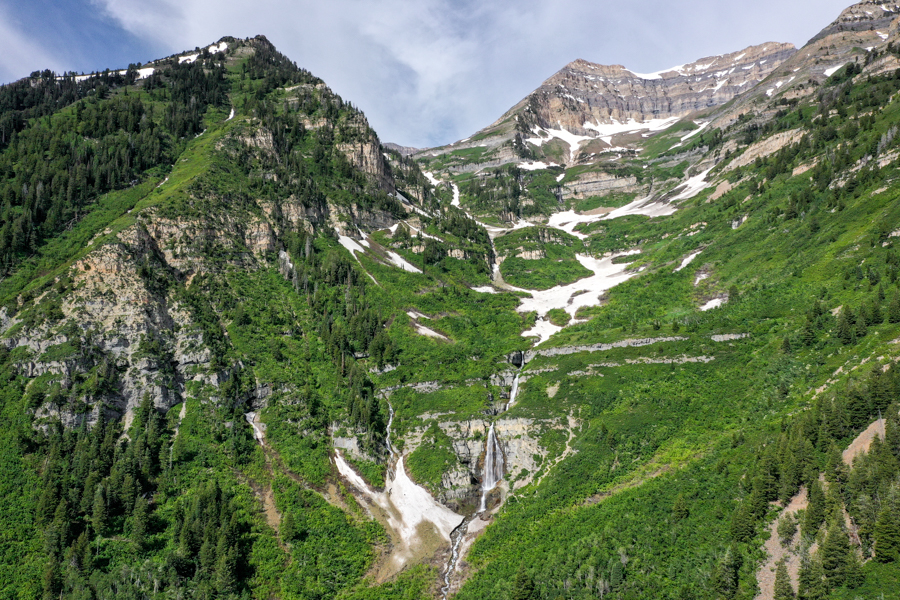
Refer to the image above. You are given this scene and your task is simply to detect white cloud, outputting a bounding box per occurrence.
[0,5,65,82]
[6,0,857,147]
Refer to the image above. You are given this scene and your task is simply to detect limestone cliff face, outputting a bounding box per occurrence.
[809,0,900,43]
[420,43,795,170]
[1,118,406,430]
[403,415,557,507]
[517,43,796,136]
[336,112,394,192]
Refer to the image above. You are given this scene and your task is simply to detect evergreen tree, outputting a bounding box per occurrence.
[869,296,883,324]
[803,482,826,538]
[774,559,794,600]
[798,554,826,600]
[855,310,868,340]
[90,485,107,537]
[131,496,149,550]
[836,307,854,345]
[711,546,742,599]
[843,547,864,589]
[874,501,900,562]
[820,514,850,586]
[672,494,689,521]
[889,291,900,324]
[512,564,535,600]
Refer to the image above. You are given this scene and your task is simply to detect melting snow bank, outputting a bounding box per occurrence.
[415,324,450,341]
[226,107,235,121]
[518,252,641,345]
[386,250,422,273]
[675,250,703,272]
[451,182,461,207]
[602,195,679,220]
[700,298,726,311]
[547,210,600,240]
[334,452,464,570]
[824,63,849,78]
[668,169,713,202]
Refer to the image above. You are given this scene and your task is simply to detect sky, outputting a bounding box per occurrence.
[0,0,854,148]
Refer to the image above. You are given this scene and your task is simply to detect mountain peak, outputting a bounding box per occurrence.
[809,0,900,43]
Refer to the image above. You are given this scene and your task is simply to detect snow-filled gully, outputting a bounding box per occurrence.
[334,402,464,578]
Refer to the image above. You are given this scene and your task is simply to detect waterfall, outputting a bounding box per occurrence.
[505,369,522,411]
[385,402,397,461]
[479,423,504,513]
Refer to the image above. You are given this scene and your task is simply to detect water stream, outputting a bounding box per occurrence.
[441,364,521,598]
[478,423,505,513]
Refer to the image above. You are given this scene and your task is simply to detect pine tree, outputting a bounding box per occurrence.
[512,564,536,600]
[281,511,298,542]
[798,554,826,600]
[672,494,689,521]
[820,514,850,586]
[836,307,854,345]
[803,482,826,538]
[91,485,107,537]
[888,290,900,324]
[843,547,864,588]
[131,496,149,550]
[782,336,792,354]
[711,546,742,599]
[869,296,883,325]
[855,310,868,341]
[774,559,795,600]
[874,501,900,563]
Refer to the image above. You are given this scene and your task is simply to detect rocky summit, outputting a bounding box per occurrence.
[3,1,900,600]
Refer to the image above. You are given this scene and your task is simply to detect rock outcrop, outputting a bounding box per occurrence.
[516,43,796,136]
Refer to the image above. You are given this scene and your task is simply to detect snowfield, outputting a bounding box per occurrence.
[515,252,641,345]
[334,451,464,572]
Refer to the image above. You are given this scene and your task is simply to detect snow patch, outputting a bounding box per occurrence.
[515,251,642,345]
[583,116,680,138]
[226,107,235,121]
[519,161,559,171]
[415,324,450,341]
[626,64,686,80]
[179,54,199,64]
[667,169,713,203]
[824,63,849,77]
[472,286,499,294]
[386,251,423,274]
[700,298,725,311]
[335,452,464,571]
[682,121,711,141]
[675,250,703,272]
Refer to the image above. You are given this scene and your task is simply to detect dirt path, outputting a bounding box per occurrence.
[535,414,580,487]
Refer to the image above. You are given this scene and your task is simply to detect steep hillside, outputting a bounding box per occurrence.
[2,1,900,600]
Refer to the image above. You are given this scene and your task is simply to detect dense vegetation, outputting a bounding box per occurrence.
[3,16,900,600]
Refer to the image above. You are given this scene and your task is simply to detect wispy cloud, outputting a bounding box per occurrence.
[0,5,65,81]
[5,0,855,147]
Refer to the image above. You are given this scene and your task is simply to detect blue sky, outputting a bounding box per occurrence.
[0,0,854,147]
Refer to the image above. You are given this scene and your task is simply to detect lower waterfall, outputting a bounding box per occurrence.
[479,423,504,513]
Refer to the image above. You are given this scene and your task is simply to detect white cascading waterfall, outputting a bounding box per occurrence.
[479,423,504,513]
[505,368,522,411]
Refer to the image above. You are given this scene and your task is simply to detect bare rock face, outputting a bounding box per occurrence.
[809,0,900,43]
[518,43,796,136]
[421,43,795,170]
